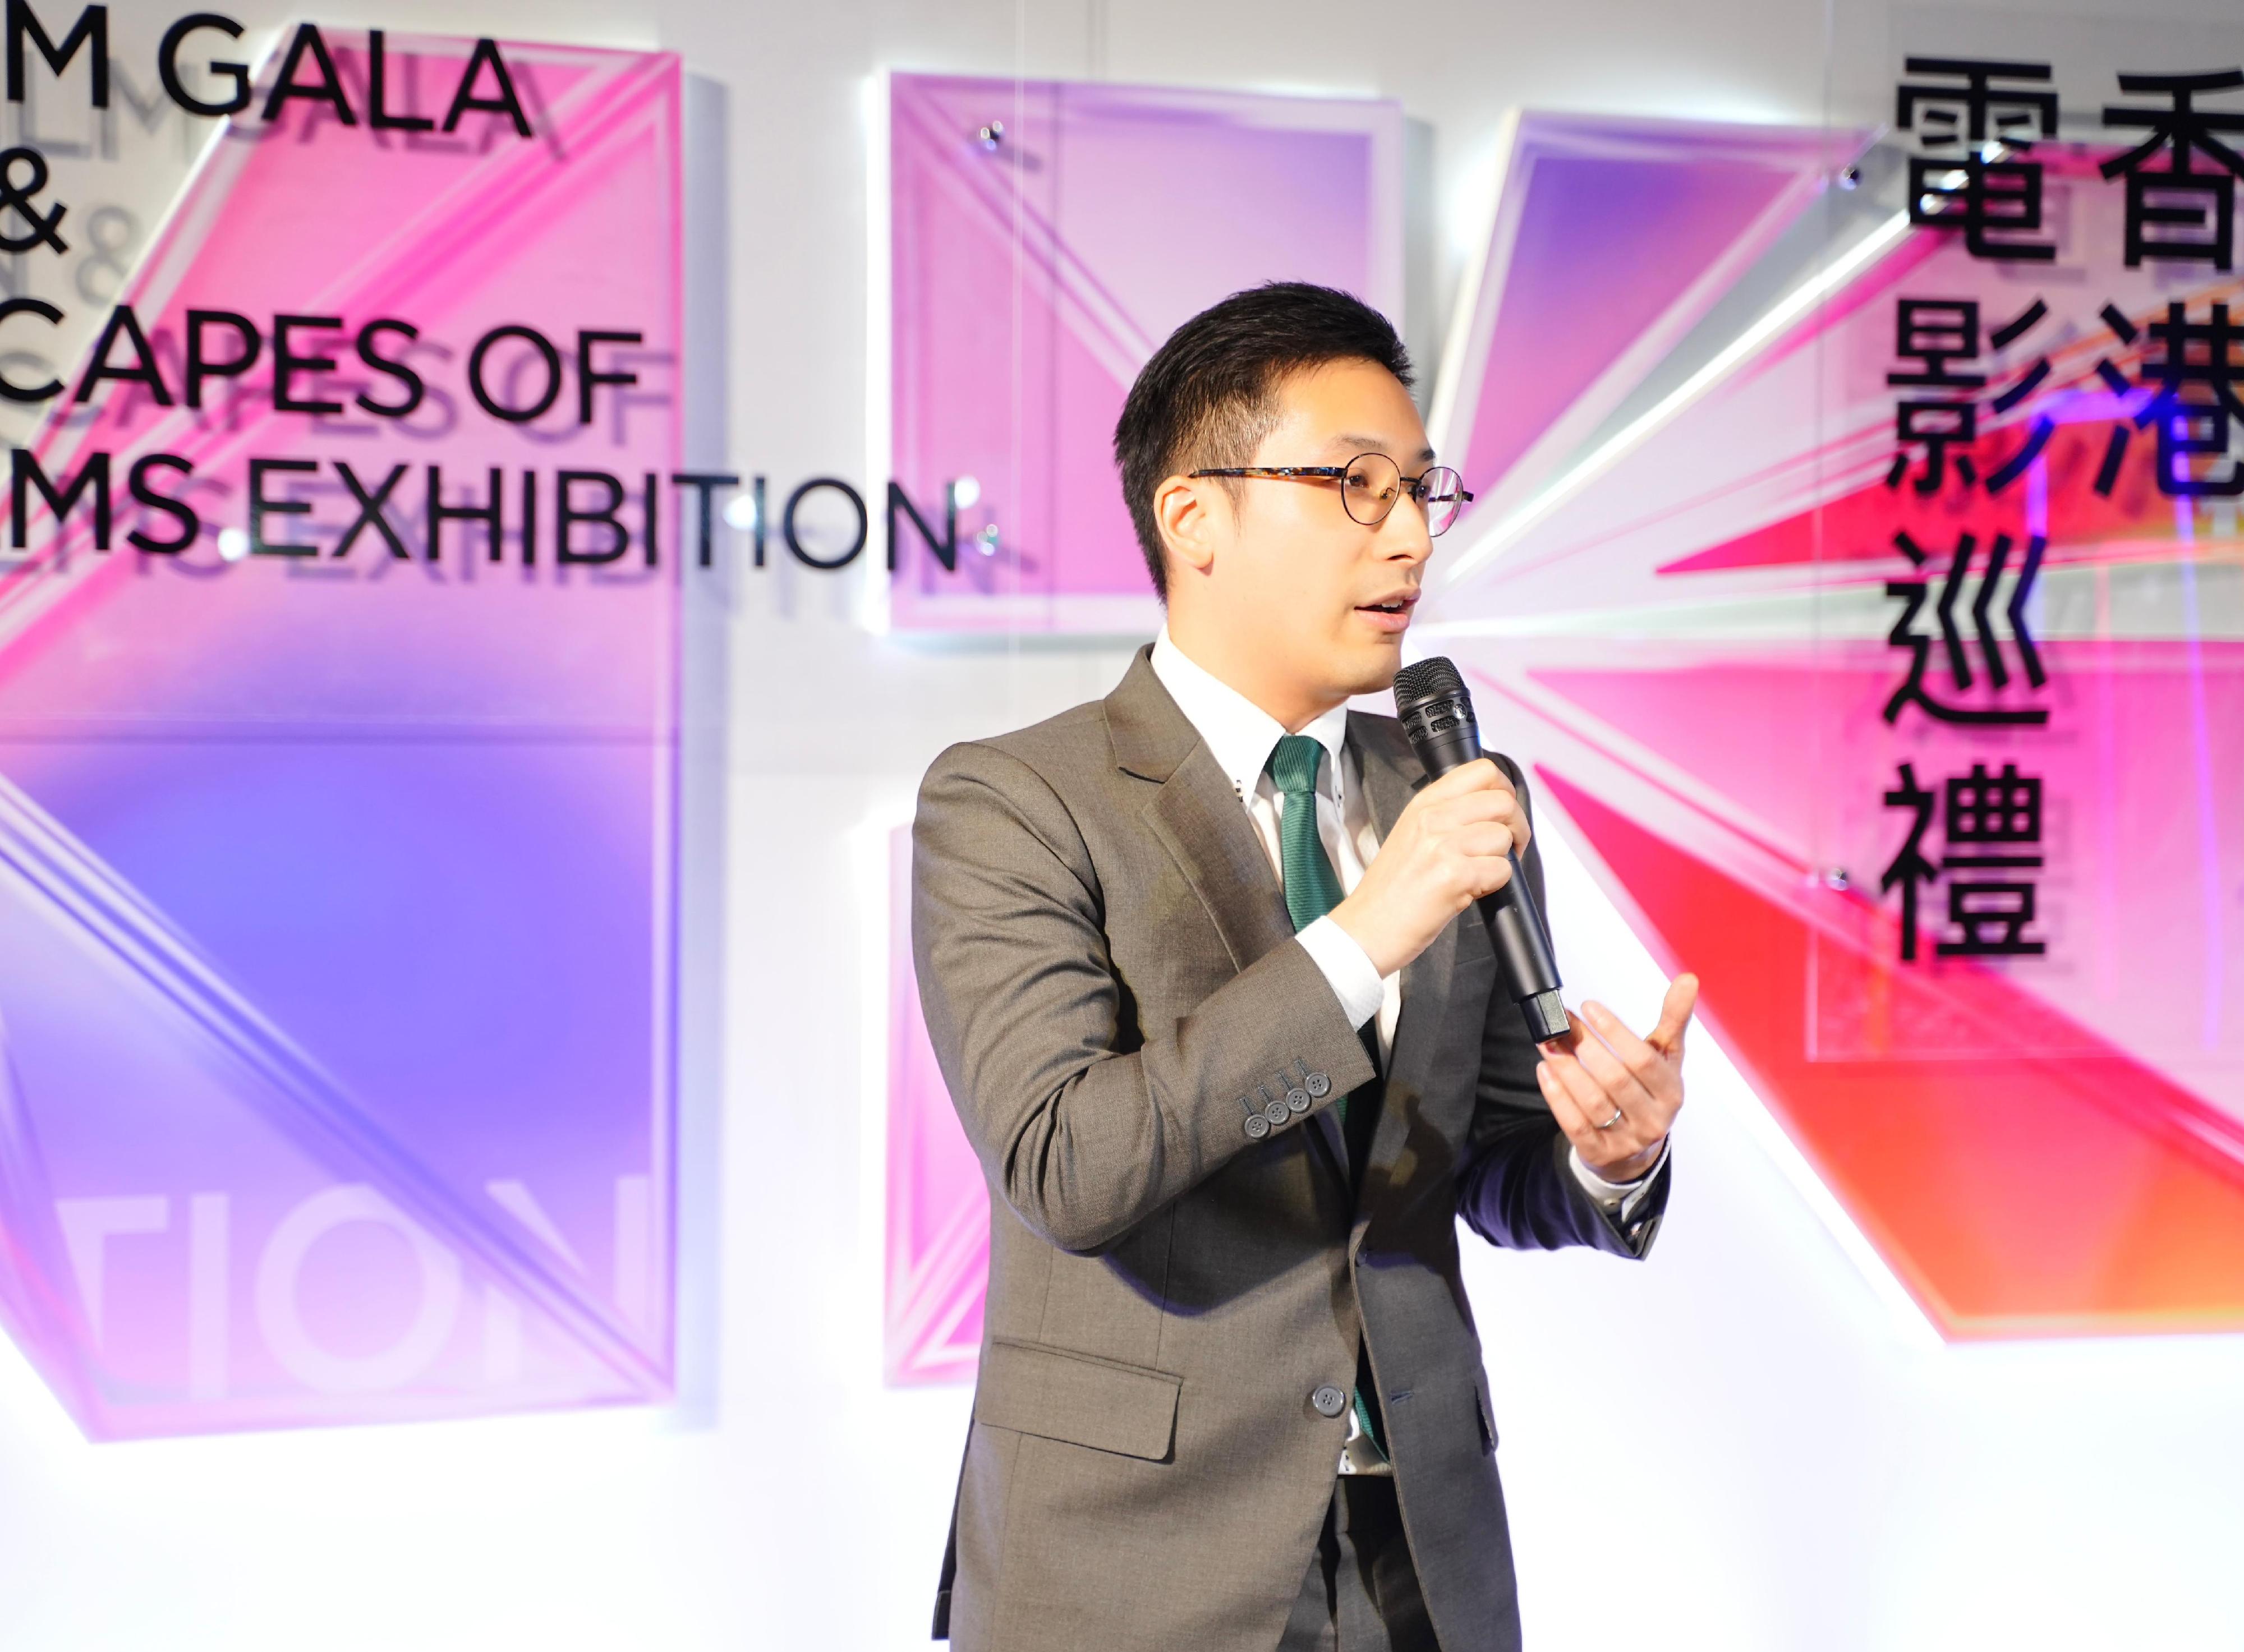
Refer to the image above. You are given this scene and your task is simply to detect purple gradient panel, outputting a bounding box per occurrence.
[884,826,987,1384]
[0,38,683,1437]
[886,73,1402,635]
[1431,113,1850,558]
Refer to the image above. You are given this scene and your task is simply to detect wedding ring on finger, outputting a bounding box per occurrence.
[1595,1105,1625,1130]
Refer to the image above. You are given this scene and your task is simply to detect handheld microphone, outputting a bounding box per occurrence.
[1391,657,1570,1044]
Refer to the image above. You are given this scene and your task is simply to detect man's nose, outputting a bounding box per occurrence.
[1381,506,1434,562]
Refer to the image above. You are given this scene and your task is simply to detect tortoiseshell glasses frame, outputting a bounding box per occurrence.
[1186,453,1474,535]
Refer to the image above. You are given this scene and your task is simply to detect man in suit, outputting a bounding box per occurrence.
[912,282,1698,1651]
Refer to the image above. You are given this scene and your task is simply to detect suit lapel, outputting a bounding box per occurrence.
[1142,751,1295,971]
[1109,648,1296,972]
[1110,648,1349,1193]
[1348,712,1460,1225]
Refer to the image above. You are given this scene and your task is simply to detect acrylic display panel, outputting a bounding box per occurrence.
[884,824,986,1386]
[878,71,1404,1380]
[0,35,683,1437]
[1419,76,2244,1338]
[881,71,1403,637]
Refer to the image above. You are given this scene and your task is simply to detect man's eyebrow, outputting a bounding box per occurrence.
[1330,432,1438,463]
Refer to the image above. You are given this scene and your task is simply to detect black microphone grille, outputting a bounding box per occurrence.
[1392,656,1467,714]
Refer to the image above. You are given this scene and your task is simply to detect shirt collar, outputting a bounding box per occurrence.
[1149,628,1350,802]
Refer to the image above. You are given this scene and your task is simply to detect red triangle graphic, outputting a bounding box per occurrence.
[1538,764,2244,1338]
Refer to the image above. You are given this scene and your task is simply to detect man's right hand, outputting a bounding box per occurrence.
[1330,758,1527,979]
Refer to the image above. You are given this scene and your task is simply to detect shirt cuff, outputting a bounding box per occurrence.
[1568,1136,1671,1223]
[1296,915,1385,1030]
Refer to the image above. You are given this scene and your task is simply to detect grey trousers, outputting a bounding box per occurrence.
[1275,1476,1440,1652]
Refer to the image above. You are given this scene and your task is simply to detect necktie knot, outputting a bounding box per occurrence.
[1265,733,1325,800]
[1264,734,1344,935]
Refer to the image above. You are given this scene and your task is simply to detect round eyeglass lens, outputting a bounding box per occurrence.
[1340,453,1403,526]
[1419,466,1466,536]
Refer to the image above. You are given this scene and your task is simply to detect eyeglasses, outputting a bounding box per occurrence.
[1187,453,1474,536]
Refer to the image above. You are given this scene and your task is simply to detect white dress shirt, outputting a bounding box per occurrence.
[1148,629,1663,1216]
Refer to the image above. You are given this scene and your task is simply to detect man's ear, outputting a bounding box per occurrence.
[1154,473,1222,582]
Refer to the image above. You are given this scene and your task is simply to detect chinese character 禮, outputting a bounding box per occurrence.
[1880,760,2049,962]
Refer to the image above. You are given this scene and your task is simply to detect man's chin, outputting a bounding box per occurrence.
[1332,639,1405,700]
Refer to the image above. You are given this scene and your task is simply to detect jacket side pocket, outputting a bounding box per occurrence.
[973,1337,1183,1462]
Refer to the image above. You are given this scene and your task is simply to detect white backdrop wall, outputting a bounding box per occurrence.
[2,2,2242,1648]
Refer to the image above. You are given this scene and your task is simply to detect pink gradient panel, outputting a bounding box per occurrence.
[885,825,987,1384]
[0,37,683,1437]
[1540,766,2244,1339]
[885,73,1401,634]
[879,75,1403,1377]
[1532,646,2244,1076]
[1423,114,2243,1337]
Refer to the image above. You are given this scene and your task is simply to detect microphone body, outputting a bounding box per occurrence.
[1391,658,1570,1044]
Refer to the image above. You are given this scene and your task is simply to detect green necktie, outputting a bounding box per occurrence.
[1265,735,1364,1136]
[1264,734,1390,1469]
[1267,733,1349,927]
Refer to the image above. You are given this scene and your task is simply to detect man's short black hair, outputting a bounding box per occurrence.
[1112,281,1413,601]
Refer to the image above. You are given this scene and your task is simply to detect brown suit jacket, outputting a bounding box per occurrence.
[911,646,1667,1652]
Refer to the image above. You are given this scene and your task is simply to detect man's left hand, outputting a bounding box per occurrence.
[1534,973,1698,1182]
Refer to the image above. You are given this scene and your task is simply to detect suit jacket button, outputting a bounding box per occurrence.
[1263,1096,1290,1123]
[1310,1384,1347,1418]
[1285,1087,1311,1113]
[1244,1114,1271,1139]
[1304,1071,1330,1098]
